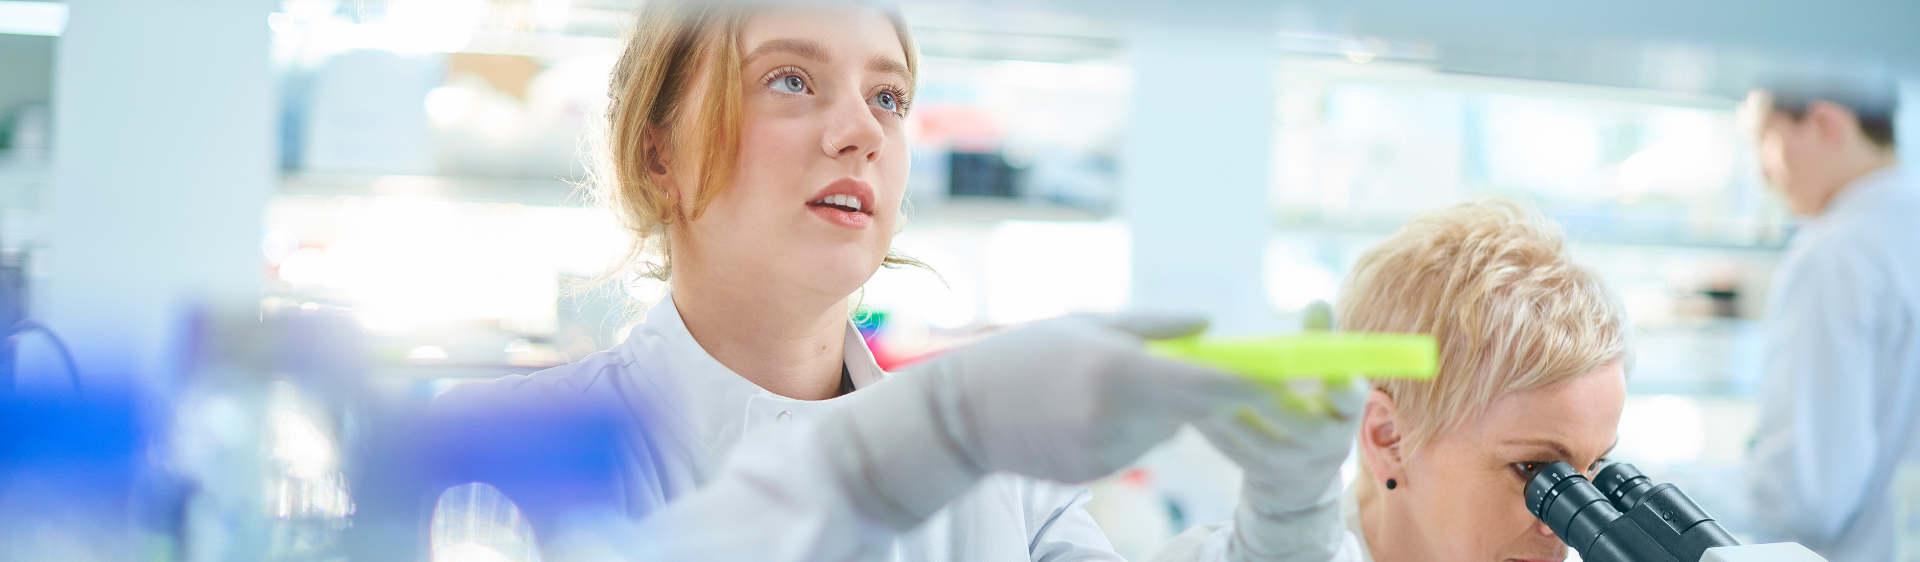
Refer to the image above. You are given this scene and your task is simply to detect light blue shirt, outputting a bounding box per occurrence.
[434,294,1124,561]
[1748,164,1920,562]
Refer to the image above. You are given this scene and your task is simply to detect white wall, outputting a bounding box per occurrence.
[1901,78,1919,167]
[1122,5,1280,335]
[44,0,276,386]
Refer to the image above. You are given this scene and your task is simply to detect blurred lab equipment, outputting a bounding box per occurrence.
[0,266,142,560]
[169,307,370,562]
[429,482,539,562]
[3,319,79,393]
[0,251,77,393]
[1527,461,1825,562]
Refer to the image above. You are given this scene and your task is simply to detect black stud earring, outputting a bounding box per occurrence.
[1385,478,1398,490]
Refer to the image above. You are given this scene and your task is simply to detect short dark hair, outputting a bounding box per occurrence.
[1758,77,1900,148]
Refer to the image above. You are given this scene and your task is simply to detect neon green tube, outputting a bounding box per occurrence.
[1148,333,1438,383]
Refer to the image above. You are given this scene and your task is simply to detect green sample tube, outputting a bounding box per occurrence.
[1149,332,1439,383]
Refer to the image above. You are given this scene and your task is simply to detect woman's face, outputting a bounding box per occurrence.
[673,3,910,299]
[1375,362,1626,562]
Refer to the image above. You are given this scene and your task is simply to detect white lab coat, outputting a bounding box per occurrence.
[1748,165,1920,562]
[435,294,1126,561]
[1149,488,1369,562]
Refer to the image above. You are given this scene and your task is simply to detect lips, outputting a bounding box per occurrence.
[806,178,875,230]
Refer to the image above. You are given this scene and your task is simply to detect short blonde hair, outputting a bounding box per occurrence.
[598,0,922,280]
[1338,199,1629,456]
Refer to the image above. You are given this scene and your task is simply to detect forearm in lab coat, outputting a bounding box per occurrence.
[598,419,1130,562]
[606,419,900,561]
[1144,505,1360,562]
[1748,246,1881,550]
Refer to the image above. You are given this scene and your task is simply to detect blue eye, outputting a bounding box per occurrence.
[771,74,806,94]
[872,91,898,112]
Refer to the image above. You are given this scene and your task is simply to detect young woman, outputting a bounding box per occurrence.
[1156,200,1632,562]
[433,1,1356,560]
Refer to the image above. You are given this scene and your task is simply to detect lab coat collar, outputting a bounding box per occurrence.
[1822,164,1913,221]
[613,292,886,467]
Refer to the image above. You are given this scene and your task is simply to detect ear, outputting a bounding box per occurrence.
[1804,100,1859,146]
[1359,389,1407,487]
[641,128,681,203]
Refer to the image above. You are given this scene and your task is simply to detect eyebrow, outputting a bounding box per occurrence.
[744,38,912,83]
[744,38,831,66]
[867,54,912,82]
[1502,437,1619,463]
[1504,439,1573,460]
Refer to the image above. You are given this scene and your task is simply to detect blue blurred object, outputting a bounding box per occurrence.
[0,388,149,560]
[419,385,633,539]
[339,384,634,561]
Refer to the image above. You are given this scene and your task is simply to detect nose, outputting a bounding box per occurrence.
[822,93,885,163]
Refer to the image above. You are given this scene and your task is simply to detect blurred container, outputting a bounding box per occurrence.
[169,306,372,562]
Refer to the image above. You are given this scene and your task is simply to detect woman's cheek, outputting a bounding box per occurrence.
[879,147,911,213]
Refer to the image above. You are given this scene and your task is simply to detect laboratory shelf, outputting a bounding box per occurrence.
[280,172,586,207]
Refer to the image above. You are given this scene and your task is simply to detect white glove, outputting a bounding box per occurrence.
[816,313,1262,530]
[1195,376,1367,562]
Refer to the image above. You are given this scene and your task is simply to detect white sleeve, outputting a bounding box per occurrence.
[573,425,1131,562]
[1020,478,1127,562]
[578,419,900,562]
[1747,244,1882,550]
[1145,522,1231,561]
[1145,523,1366,562]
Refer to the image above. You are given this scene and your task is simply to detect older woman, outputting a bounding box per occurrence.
[1155,199,1630,562]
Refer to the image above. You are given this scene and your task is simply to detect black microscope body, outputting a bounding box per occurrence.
[1526,461,1739,562]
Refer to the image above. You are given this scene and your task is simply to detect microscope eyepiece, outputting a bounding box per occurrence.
[1594,462,1656,511]
[1524,461,1620,554]
[1524,461,1740,562]
[1523,461,1578,516]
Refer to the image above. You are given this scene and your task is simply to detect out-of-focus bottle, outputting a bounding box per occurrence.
[431,482,540,562]
[170,306,366,562]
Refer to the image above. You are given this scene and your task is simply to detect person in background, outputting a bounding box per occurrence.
[432,1,1362,560]
[1152,200,1635,562]
[1742,80,1920,562]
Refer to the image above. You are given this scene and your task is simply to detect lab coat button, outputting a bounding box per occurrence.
[776,411,793,423]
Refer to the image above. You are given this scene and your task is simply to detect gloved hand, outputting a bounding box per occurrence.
[816,313,1262,530]
[1195,376,1368,562]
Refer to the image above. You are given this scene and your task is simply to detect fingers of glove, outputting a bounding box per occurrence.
[1325,376,1371,420]
[1200,406,1356,489]
[1262,376,1370,424]
[1219,387,1362,453]
[1070,311,1210,341]
[1195,407,1296,459]
[1121,353,1268,419]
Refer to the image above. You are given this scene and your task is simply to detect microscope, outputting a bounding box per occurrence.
[1526,461,1827,562]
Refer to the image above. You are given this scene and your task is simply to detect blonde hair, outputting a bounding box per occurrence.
[1339,199,1629,456]
[596,0,923,281]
